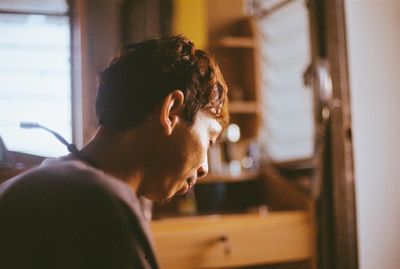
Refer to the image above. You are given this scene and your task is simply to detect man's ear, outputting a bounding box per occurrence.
[160,90,184,135]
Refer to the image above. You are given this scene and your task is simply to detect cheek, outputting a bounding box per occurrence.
[186,137,207,169]
[166,139,202,184]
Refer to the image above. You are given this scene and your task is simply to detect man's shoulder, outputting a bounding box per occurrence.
[0,159,103,194]
[1,159,139,213]
[0,158,139,216]
[39,157,103,179]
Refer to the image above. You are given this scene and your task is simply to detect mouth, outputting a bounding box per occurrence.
[176,178,196,196]
[186,178,196,189]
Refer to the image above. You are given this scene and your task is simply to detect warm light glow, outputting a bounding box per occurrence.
[227,123,241,143]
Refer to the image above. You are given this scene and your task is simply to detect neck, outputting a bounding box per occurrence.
[78,127,144,193]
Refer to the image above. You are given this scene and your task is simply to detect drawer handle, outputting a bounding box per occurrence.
[218,234,231,257]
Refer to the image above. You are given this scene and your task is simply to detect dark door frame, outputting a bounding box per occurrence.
[308,1,359,269]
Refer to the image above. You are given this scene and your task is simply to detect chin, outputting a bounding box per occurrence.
[141,180,184,202]
[145,189,175,203]
[140,192,165,203]
[158,187,185,202]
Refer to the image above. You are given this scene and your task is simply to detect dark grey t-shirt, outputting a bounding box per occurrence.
[0,158,158,269]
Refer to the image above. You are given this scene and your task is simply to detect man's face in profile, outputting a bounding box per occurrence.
[141,110,222,202]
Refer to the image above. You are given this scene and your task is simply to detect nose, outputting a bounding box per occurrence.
[197,161,208,179]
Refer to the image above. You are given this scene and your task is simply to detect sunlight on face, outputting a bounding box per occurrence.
[144,110,223,202]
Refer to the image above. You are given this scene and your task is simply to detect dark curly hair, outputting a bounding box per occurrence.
[95,35,229,130]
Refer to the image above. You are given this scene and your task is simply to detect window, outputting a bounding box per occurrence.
[0,4,72,157]
[255,0,314,162]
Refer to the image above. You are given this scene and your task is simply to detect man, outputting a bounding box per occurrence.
[0,36,229,269]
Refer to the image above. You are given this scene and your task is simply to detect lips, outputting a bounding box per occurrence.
[186,178,196,189]
[174,176,197,196]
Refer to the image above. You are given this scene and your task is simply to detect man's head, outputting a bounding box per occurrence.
[96,35,229,130]
[94,36,229,201]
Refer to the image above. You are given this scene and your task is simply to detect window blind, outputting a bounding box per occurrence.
[256,0,314,162]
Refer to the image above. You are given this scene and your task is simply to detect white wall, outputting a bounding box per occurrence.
[345,1,400,268]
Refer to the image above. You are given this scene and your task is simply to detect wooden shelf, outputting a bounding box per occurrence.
[215,36,254,48]
[229,101,260,113]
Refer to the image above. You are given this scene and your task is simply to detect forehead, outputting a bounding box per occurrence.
[194,110,223,136]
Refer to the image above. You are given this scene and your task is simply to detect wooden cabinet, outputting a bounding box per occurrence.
[151,168,316,268]
[151,211,313,269]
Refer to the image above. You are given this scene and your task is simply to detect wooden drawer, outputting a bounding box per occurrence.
[151,211,313,268]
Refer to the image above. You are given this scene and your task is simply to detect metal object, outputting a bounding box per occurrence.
[218,234,231,257]
[304,59,338,198]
